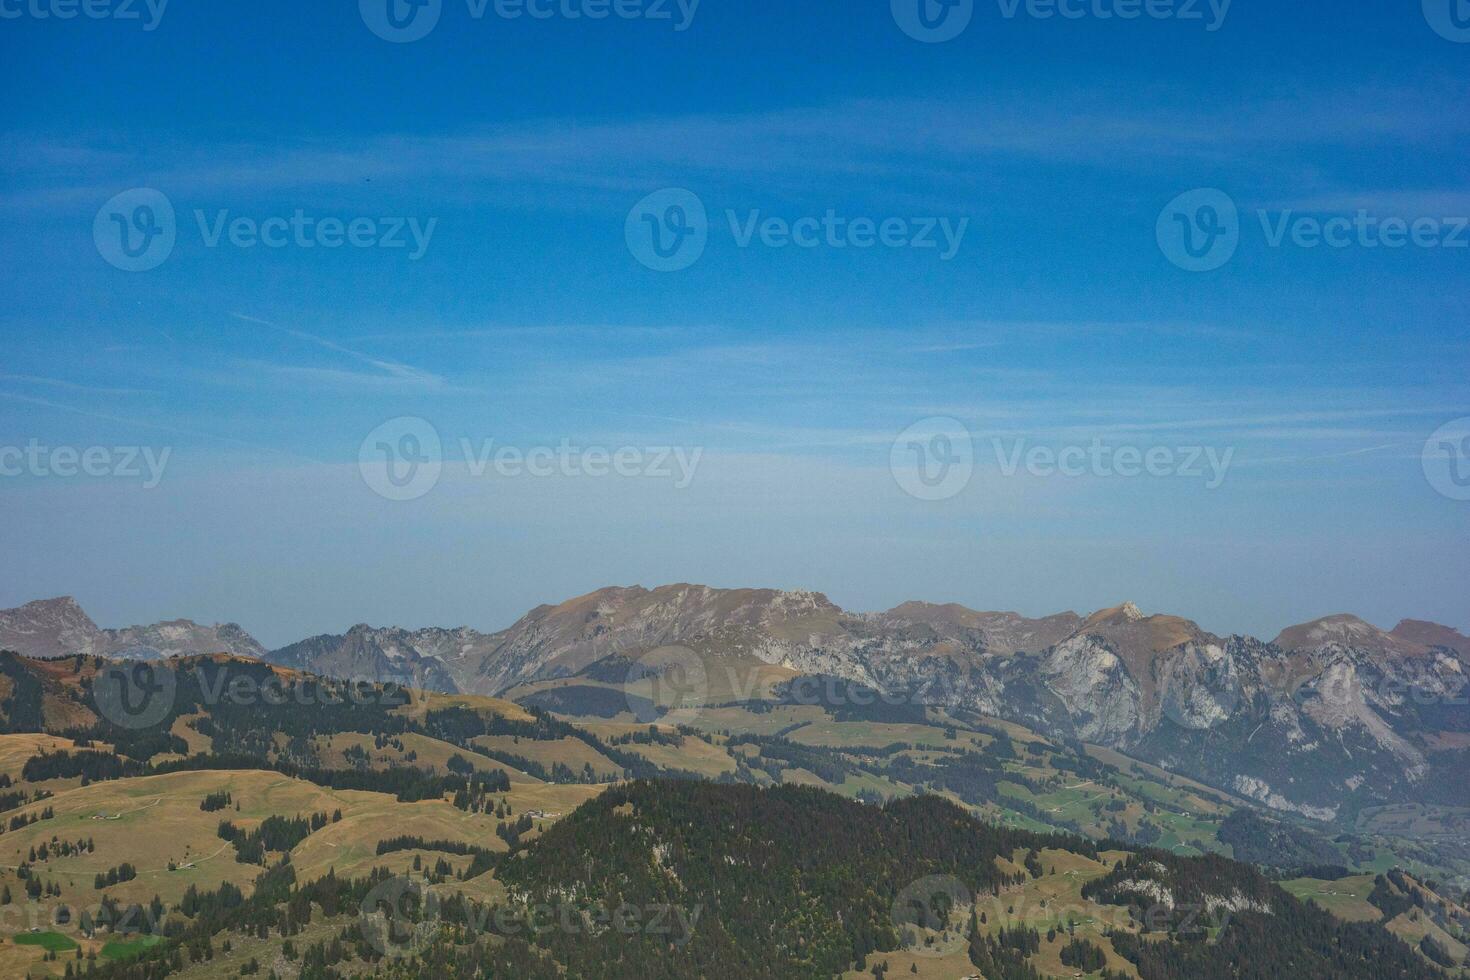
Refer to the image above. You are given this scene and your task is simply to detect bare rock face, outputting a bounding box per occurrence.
[0,597,108,658]
[1154,640,1242,731]
[0,598,266,661]
[269,624,465,692]
[104,619,267,661]
[1038,634,1141,744]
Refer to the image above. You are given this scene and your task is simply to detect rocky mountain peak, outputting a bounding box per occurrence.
[0,595,106,658]
[22,595,88,616]
[1082,601,1153,630]
[1389,619,1470,661]
[1270,614,1439,661]
[0,597,266,661]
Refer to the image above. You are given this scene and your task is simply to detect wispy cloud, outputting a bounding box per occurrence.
[0,374,159,397]
[0,389,321,462]
[1260,189,1470,214]
[5,81,1465,212]
[229,312,451,391]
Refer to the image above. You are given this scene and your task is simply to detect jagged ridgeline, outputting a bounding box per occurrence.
[8,585,1467,826]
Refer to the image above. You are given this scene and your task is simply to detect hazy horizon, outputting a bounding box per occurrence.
[7,575,1467,653]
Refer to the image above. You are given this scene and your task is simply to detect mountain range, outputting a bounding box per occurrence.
[3,586,1467,824]
[0,596,266,661]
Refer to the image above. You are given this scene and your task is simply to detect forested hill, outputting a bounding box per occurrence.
[467,781,1439,980]
[497,781,1091,978]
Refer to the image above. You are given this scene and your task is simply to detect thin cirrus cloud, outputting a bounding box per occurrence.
[3,81,1465,212]
[0,373,159,397]
[227,313,451,392]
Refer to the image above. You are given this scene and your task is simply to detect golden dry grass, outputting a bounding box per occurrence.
[308,732,541,784]
[0,733,84,781]
[572,722,739,778]
[394,691,535,724]
[471,735,622,780]
[789,721,990,751]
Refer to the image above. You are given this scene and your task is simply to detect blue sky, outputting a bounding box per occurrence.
[1,0,1467,646]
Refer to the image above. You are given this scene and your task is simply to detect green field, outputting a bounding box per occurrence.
[14,930,79,952]
[102,934,164,960]
[1280,874,1382,923]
